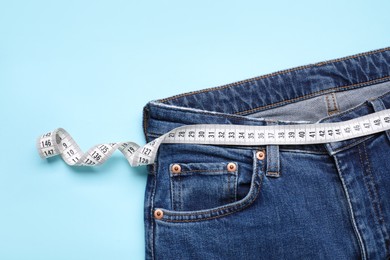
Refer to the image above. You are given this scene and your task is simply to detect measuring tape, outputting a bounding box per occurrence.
[37,108,390,167]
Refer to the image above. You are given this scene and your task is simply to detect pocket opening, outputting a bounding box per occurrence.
[169,162,238,211]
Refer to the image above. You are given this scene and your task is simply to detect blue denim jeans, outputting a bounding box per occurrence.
[142,47,390,259]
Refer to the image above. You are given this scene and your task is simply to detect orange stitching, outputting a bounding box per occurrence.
[151,86,390,132]
[150,162,157,260]
[151,103,276,123]
[358,141,389,251]
[235,76,390,115]
[166,173,260,217]
[326,93,339,115]
[170,173,175,209]
[261,151,265,174]
[171,165,238,210]
[159,47,390,103]
[164,174,263,223]
[228,171,231,203]
[331,93,339,112]
[362,142,390,248]
[171,169,237,174]
[178,169,182,210]
[325,95,331,114]
[333,156,368,258]
[357,144,376,219]
[331,134,376,154]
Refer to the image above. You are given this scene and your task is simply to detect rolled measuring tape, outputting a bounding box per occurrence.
[37,108,390,167]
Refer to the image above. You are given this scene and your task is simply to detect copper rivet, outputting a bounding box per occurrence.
[171,164,181,174]
[227,162,237,172]
[256,151,265,160]
[154,209,164,220]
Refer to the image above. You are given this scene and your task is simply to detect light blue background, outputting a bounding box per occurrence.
[0,0,389,259]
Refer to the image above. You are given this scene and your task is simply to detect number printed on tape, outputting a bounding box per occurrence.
[36,109,390,167]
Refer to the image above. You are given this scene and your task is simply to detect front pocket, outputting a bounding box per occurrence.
[170,162,238,211]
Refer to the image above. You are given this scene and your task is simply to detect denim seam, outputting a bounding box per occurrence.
[159,47,390,103]
[325,95,332,115]
[163,174,263,223]
[327,100,387,153]
[150,102,277,123]
[166,172,260,217]
[358,142,384,257]
[322,89,390,124]
[363,142,384,226]
[325,94,338,115]
[333,156,367,259]
[150,164,157,260]
[326,93,339,115]
[268,145,272,176]
[261,150,265,174]
[270,146,273,174]
[362,142,390,254]
[150,86,390,135]
[369,98,390,145]
[236,76,390,115]
[279,149,328,155]
[171,169,236,174]
[143,106,150,142]
[153,75,390,121]
[147,133,162,138]
[170,173,175,210]
[329,135,376,155]
[228,172,231,203]
[234,171,238,202]
[357,144,377,221]
[178,170,182,211]
[332,93,339,113]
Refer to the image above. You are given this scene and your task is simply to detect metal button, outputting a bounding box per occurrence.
[154,209,164,220]
[256,151,265,160]
[171,164,181,174]
[227,162,237,172]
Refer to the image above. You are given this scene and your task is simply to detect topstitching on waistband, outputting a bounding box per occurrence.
[155,47,390,116]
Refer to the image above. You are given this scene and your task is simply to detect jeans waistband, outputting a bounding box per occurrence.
[143,47,390,154]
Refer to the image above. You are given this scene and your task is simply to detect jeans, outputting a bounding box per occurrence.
[142,47,390,259]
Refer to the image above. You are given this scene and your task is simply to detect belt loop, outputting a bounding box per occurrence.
[324,93,339,116]
[266,121,280,178]
[368,98,390,142]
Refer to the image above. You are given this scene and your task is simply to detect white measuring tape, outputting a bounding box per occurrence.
[37,109,390,167]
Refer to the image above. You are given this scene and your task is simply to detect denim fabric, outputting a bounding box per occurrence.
[142,47,390,259]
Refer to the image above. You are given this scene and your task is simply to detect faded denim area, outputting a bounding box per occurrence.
[143,47,390,259]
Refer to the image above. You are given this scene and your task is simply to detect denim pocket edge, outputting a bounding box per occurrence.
[156,151,264,223]
[169,161,238,211]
